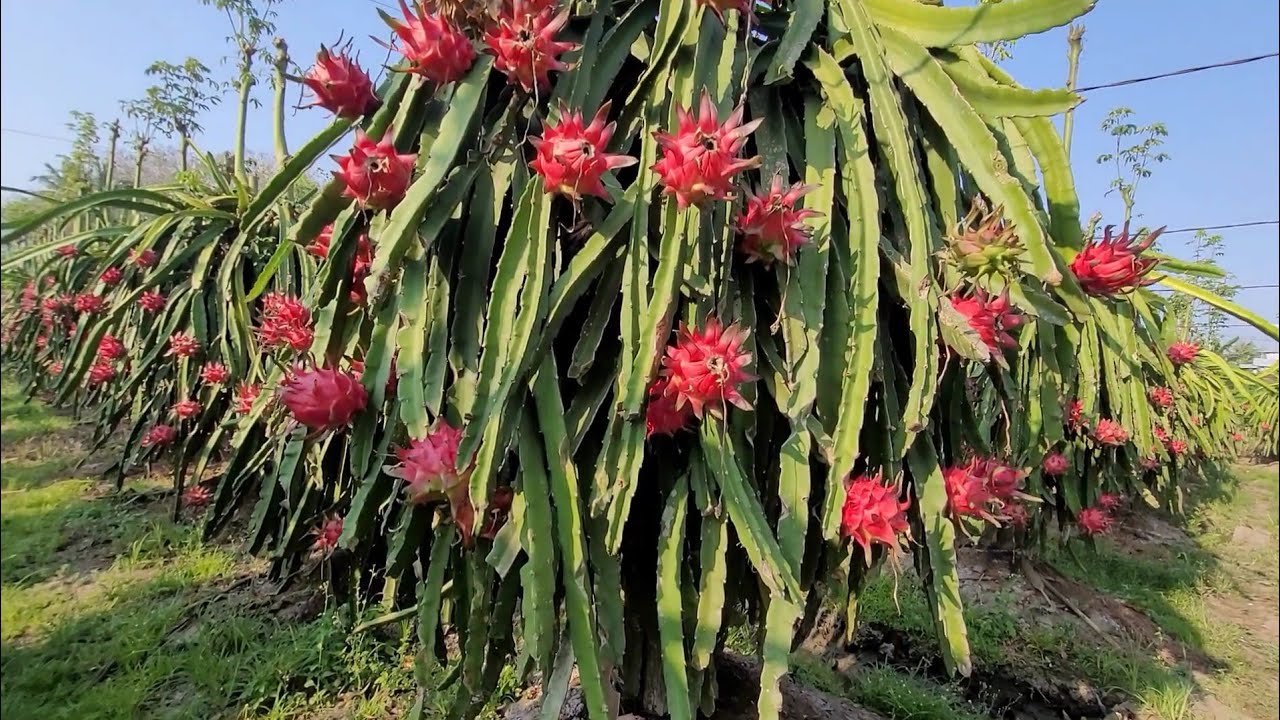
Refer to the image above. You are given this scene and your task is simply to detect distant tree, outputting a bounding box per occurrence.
[29,111,102,198]
[1,193,56,226]
[103,119,123,191]
[1163,229,1258,361]
[198,0,285,185]
[1096,107,1170,224]
[143,58,223,173]
[120,94,165,188]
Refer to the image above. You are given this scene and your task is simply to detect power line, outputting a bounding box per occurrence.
[1150,284,1279,293]
[1222,323,1280,331]
[1078,51,1279,92]
[0,128,74,143]
[1158,220,1279,235]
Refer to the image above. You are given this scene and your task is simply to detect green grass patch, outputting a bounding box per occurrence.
[791,651,988,720]
[1046,539,1215,650]
[0,382,73,447]
[0,383,525,719]
[829,462,1277,720]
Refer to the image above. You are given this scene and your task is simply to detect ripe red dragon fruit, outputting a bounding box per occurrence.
[1232,432,1245,442]
[1004,503,1030,528]
[348,235,376,304]
[383,0,475,86]
[1070,223,1162,296]
[57,245,78,258]
[305,227,375,303]
[332,129,417,210]
[1093,418,1129,446]
[139,290,166,313]
[129,248,158,268]
[349,357,399,398]
[167,332,201,359]
[1153,425,1169,444]
[35,335,48,350]
[1042,452,1069,476]
[100,267,123,286]
[279,366,368,432]
[386,421,468,504]
[87,362,117,386]
[1168,439,1188,456]
[141,424,177,448]
[944,461,995,519]
[949,290,1023,354]
[1097,493,1123,512]
[182,484,212,508]
[485,1,578,93]
[46,360,64,376]
[529,103,637,200]
[97,333,127,361]
[698,0,753,23]
[307,224,333,259]
[479,487,515,540]
[73,293,105,314]
[1148,386,1174,409]
[976,458,1029,500]
[172,399,202,420]
[1167,341,1199,366]
[258,293,314,353]
[653,91,762,209]
[19,282,38,315]
[1077,506,1113,536]
[736,178,820,265]
[234,383,262,414]
[199,362,230,384]
[840,473,910,563]
[302,43,380,119]
[311,515,344,556]
[645,378,694,438]
[1140,455,1161,471]
[657,318,755,418]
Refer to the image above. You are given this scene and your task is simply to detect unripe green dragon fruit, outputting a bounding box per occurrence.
[944,198,1023,279]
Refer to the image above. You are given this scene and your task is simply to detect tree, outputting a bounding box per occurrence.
[199,0,285,186]
[271,37,291,171]
[103,119,122,191]
[143,57,222,173]
[120,92,167,188]
[29,111,102,198]
[1163,229,1259,362]
[1096,107,1170,224]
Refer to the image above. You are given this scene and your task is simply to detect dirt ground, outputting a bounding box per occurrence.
[4,382,1276,720]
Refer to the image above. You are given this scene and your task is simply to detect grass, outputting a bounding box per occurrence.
[4,378,1275,720]
[0,381,520,719]
[791,652,990,720]
[778,461,1278,720]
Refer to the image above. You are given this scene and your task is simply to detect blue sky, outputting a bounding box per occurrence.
[2,1,1276,348]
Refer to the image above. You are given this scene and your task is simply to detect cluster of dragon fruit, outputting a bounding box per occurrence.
[3,0,1213,557]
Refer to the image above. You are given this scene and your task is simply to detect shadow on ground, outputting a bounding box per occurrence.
[0,383,416,720]
[777,460,1279,720]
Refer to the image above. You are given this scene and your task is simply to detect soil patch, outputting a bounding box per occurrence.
[710,653,887,720]
[501,653,888,720]
[795,545,1222,719]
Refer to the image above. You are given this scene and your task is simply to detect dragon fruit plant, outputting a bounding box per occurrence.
[4,1,1280,719]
